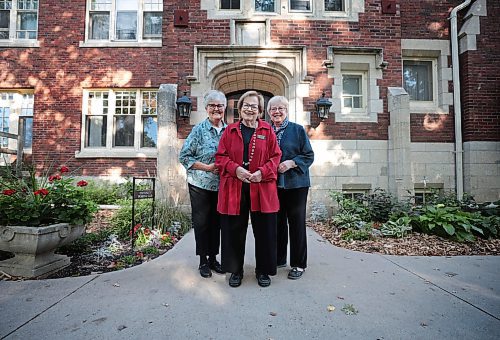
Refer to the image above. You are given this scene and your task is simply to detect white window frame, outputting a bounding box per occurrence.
[401,39,453,114]
[341,71,367,115]
[80,0,162,48]
[0,90,34,160]
[403,58,439,113]
[289,0,312,13]
[77,89,158,158]
[0,0,39,47]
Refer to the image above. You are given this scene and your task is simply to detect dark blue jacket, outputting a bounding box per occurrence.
[277,122,314,189]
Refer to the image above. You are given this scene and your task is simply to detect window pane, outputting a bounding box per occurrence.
[142,91,157,115]
[91,0,111,11]
[221,0,240,9]
[90,13,109,40]
[290,0,311,11]
[0,107,9,147]
[23,117,32,148]
[403,60,433,101]
[255,0,274,12]
[116,0,138,10]
[16,12,37,39]
[86,116,107,147]
[144,0,162,11]
[143,12,161,38]
[116,11,137,40]
[114,115,134,146]
[343,75,361,95]
[0,10,8,39]
[325,0,343,11]
[0,1,13,10]
[142,116,157,147]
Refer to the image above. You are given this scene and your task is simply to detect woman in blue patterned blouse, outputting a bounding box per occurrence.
[179,90,227,278]
[267,95,314,280]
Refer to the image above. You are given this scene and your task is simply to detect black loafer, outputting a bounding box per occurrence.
[256,273,271,287]
[229,272,243,287]
[198,263,212,278]
[288,267,304,280]
[209,260,225,274]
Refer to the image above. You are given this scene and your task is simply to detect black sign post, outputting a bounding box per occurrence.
[131,177,156,247]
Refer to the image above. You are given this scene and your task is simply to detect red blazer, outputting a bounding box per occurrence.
[216,120,282,215]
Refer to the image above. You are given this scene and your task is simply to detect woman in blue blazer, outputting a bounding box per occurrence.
[267,96,314,279]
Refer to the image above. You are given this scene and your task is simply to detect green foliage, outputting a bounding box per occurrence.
[119,255,138,265]
[0,162,97,226]
[380,216,412,238]
[142,246,160,255]
[57,229,111,255]
[331,212,365,230]
[341,226,372,241]
[363,188,396,223]
[330,191,369,220]
[83,180,131,205]
[411,204,486,242]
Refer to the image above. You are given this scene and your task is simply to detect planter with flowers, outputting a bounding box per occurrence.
[0,164,97,278]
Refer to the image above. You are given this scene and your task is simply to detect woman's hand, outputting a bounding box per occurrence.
[248,170,262,183]
[236,166,252,183]
[278,160,296,173]
[206,163,218,174]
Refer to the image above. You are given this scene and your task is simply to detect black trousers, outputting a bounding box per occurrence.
[188,184,220,257]
[221,183,277,276]
[277,187,309,269]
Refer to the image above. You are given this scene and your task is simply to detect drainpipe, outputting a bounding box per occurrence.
[449,0,471,201]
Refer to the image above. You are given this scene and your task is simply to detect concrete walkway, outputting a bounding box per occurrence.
[1,228,499,339]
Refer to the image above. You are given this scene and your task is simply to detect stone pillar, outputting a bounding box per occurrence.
[387,87,413,200]
[156,84,189,207]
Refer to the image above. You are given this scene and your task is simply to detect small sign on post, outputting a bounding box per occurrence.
[131,177,156,247]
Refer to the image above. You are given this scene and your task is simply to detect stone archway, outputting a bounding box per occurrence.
[188,46,311,125]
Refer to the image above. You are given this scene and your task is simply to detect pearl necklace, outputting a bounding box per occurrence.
[240,121,257,167]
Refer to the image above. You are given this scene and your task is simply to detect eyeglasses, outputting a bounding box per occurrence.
[241,103,259,111]
[207,104,225,110]
[270,106,287,113]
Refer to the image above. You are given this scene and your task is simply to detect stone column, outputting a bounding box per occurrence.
[387,87,413,200]
[156,84,189,207]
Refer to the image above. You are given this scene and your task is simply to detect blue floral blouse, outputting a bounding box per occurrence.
[179,118,226,191]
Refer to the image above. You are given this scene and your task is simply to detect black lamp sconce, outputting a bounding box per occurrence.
[176,91,192,118]
[315,92,332,119]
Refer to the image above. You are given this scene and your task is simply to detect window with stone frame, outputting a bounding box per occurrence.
[221,0,240,10]
[403,59,435,102]
[82,89,158,153]
[289,0,312,12]
[342,72,366,114]
[0,91,33,155]
[0,0,38,41]
[324,0,344,11]
[86,0,162,43]
[255,0,275,12]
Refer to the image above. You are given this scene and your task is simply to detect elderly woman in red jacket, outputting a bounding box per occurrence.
[216,90,282,288]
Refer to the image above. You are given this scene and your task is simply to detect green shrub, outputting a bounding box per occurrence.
[411,204,485,242]
[331,212,365,229]
[330,191,369,220]
[380,216,412,238]
[341,226,373,241]
[83,180,131,205]
[57,229,111,255]
[363,188,396,223]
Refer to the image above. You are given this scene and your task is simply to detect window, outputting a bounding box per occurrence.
[255,0,275,12]
[324,0,344,11]
[403,59,434,102]
[342,73,365,112]
[0,0,38,42]
[82,89,158,156]
[290,0,312,12]
[86,0,162,44]
[341,184,371,202]
[0,91,33,154]
[414,183,443,205]
[221,0,240,10]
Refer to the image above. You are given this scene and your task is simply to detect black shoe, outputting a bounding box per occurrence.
[209,259,225,274]
[229,272,243,287]
[288,267,304,280]
[256,273,271,287]
[198,263,212,278]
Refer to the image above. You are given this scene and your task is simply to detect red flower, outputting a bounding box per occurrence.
[2,189,16,196]
[49,174,61,182]
[129,223,142,236]
[34,188,49,196]
[60,166,69,173]
[77,180,88,187]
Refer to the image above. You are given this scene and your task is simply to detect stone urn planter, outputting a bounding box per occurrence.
[0,223,85,278]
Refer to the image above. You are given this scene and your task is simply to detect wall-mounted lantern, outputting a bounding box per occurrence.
[176,91,192,118]
[315,92,332,119]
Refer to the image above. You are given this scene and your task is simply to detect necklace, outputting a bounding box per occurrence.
[240,121,257,167]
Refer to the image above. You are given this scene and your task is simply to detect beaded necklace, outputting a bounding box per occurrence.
[240,121,257,167]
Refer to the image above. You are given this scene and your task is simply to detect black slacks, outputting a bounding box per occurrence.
[188,184,220,257]
[277,187,309,269]
[221,183,277,276]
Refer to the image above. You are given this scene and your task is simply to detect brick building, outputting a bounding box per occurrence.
[1,0,498,208]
